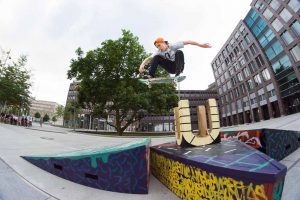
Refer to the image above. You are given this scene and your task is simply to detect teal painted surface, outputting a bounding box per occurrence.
[27,138,150,168]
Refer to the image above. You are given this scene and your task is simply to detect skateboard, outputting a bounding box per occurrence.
[138,76,186,88]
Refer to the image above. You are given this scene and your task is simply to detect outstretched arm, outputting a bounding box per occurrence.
[183,40,212,48]
[139,56,152,73]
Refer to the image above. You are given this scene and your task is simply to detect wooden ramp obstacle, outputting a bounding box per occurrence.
[174,98,220,146]
[22,138,150,194]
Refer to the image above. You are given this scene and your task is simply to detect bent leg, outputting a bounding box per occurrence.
[149,55,175,77]
[175,50,185,74]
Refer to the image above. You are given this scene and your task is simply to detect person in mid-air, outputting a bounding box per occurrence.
[139,37,211,79]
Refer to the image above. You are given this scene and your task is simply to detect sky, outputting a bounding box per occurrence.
[0,0,252,106]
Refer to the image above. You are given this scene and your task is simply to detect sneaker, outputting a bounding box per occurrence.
[143,74,154,79]
[175,70,181,77]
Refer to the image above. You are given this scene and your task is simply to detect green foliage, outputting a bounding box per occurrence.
[0,55,31,113]
[52,116,57,122]
[67,30,178,135]
[55,105,64,118]
[43,113,50,122]
[34,112,41,119]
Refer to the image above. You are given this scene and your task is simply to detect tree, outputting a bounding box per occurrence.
[0,55,31,114]
[43,114,50,122]
[52,116,57,123]
[67,30,178,135]
[55,105,64,118]
[34,112,41,119]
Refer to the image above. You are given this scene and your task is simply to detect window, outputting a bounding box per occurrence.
[239,41,246,50]
[245,34,252,44]
[225,71,230,80]
[265,41,283,61]
[290,45,300,62]
[291,21,300,36]
[247,79,254,90]
[263,8,273,20]
[237,73,243,82]
[251,97,257,105]
[268,89,276,98]
[229,67,235,76]
[270,0,281,11]
[235,32,240,40]
[239,25,246,35]
[248,61,257,74]
[280,8,292,22]
[234,47,240,56]
[278,73,299,92]
[250,44,258,55]
[233,62,239,71]
[223,85,227,93]
[262,68,271,80]
[221,62,226,71]
[230,38,235,46]
[243,67,251,77]
[234,88,240,98]
[239,57,246,66]
[231,76,238,86]
[229,53,235,62]
[259,93,266,101]
[254,74,262,86]
[288,0,300,13]
[227,81,232,89]
[272,18,283,32]
[255,0,265,10]
[258,28,275,48]
[281,31,294,45]
[240,83,246,94]
[255,55,265,68]
[243,50,251,62]
[222,50,227,57]
[221,75,225,83]
[245,9,259,27]
[271,55,292,74]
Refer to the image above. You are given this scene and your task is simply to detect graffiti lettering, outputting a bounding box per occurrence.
[151,152,269,200]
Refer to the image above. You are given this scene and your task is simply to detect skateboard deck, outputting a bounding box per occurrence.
[138,76,186,88]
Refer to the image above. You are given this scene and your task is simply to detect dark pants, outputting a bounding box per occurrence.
[149,50,184,77]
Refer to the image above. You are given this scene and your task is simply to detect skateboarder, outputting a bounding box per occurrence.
[139,37,211,78]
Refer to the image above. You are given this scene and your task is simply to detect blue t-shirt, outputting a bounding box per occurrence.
[152,41,184,62]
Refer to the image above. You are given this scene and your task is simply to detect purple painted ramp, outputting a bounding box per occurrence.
[151,139,287,199]
[22,138,150,194]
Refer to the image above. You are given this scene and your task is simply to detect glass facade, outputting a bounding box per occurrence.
[245,9,299,98]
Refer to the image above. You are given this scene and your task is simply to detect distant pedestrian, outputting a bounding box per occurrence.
[40,117,43,127]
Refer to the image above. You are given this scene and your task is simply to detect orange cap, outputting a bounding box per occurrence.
[154,37,165,45]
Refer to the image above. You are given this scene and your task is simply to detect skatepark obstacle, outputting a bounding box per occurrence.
[174,98,220,146]
[22,138,151,194]
[150,139,287,200]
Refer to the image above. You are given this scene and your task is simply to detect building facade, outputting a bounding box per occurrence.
[30,99,59,119]
[212,0,300,126]
[139,90,218,132]
[65,81,218,132]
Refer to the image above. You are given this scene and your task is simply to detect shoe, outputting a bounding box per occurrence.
[175,70,181,77]
[143,74,154,79]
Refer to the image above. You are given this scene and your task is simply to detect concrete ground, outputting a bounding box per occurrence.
[0,115,300,200]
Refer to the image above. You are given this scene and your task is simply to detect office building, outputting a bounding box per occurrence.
[212,0,300,126]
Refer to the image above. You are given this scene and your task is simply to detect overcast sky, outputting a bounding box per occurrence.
[0,0,252,105]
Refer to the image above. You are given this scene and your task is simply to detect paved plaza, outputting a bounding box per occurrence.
[0,113,300,200]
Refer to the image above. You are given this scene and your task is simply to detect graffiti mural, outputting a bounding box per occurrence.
[151,140,287,200]
[221,129,300,161]
[221,129,263,149]
[22,138,150,194]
